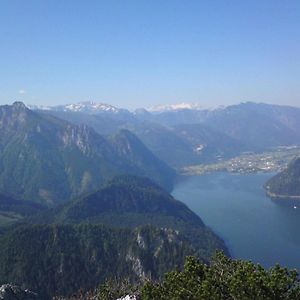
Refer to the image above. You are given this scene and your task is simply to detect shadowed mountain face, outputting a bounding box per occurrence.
[34,175,204,225]
[0,102,175,205]
[266,157,300,197]
[0,193,45,228]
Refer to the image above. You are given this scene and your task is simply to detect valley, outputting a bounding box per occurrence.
[2,3,300,298]
[0,101,300,299]
[0,103,224,298]
[182,146,300,175]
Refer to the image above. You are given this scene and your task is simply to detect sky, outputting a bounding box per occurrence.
[0,0,299,109]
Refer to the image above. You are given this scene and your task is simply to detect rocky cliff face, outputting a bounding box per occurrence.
[116,295,140,300]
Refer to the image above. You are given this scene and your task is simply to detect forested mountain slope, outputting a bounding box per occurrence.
[266,157,300,198]
[0,224,194,299]
[29,175,228,260]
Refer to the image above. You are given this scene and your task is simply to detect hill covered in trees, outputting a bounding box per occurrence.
[266,157,300,198]
[29,175,227,260]
[0,175,228,299]
[0,224,195,299]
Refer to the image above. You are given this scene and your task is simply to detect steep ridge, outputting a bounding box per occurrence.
[109,130,175,186]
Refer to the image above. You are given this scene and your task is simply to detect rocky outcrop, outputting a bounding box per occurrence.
[0,284,37,300]
[116,295,140,300]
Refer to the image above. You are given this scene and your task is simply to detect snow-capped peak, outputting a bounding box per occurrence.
[28,101,125,114]
[27,104,52,111]
[147,102,204,113]
[63,101,120,113]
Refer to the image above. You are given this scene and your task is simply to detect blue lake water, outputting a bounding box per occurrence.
[172,172,300,271]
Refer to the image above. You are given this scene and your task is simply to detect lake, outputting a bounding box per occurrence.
[172,172,300,271]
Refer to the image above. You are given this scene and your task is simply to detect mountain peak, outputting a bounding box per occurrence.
[64,101,120,113]
[28,101,130,115]
[0,102,32,129]
[12,101,28,110]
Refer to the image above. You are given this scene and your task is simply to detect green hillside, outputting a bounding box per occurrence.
[30,175,227,260]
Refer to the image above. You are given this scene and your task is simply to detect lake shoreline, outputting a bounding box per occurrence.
[265,190,300,200]
[172,172,300,271]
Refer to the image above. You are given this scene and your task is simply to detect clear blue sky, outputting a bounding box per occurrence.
[0,0,299,109]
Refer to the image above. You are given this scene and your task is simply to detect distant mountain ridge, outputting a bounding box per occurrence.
[30,101,300,168]
[28,101,130,115]
[28,100,208,114]
[203,102,300,150]
[31,102,252,167]
[0,102,175,205]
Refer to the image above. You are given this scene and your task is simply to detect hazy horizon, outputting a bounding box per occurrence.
[0,1,299,109]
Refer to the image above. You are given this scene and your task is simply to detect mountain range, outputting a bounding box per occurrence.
[32,101,300,168]
[0,102,175,205]
[1,99,299,298]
